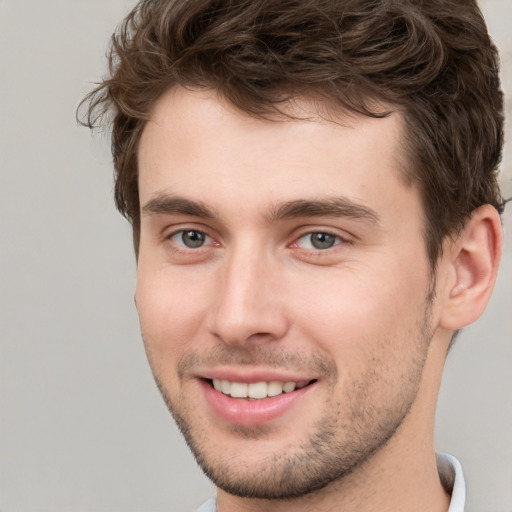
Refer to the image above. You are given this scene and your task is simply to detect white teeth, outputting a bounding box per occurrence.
[267,381,284,397]
[248,382,268,399]
[283,381,296,393]
[221,379,231,395]
[211,379,310,399]
[230,382,248,398]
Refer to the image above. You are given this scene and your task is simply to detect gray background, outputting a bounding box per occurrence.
[0,1,510,511]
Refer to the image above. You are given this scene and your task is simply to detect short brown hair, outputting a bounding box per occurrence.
[80,0,505,264]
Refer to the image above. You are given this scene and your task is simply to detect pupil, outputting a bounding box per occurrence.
[182,230,205,248]
[311,232,335,249]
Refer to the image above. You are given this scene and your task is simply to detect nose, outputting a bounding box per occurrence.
[207,246,290,347]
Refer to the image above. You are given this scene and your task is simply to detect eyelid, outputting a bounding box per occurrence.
[289,228,351,248]
[163,224,220,249]
[169,229,212,248]
[163,222,212,238]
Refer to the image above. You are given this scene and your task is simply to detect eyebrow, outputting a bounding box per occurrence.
[142,194,379,224]
[142,195,216,218]
[267,197,380,224]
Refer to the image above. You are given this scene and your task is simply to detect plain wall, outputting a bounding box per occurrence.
[0,1,510,511]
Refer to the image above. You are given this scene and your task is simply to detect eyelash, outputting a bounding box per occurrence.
[166,228,215,251]
[292,231,345,251]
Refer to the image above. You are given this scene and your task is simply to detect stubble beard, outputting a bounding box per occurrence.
[148,298,435,500]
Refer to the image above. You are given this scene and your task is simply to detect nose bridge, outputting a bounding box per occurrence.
[209,239,288,346]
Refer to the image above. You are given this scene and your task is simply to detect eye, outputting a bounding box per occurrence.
[170,229,212,249]
[295,232,342,250]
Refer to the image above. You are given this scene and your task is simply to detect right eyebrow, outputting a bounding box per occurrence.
[141,194,216,219]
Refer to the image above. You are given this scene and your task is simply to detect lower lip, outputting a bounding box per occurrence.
[200,380,313,426]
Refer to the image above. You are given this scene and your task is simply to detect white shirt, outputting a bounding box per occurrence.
[194,453,466,512]
[438,453,466,512]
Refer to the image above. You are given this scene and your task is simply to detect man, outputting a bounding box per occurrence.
[81,0,505,510]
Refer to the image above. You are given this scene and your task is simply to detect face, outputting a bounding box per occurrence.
[136,88,437,499]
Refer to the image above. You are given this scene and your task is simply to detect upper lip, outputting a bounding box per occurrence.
[196,367,316,384]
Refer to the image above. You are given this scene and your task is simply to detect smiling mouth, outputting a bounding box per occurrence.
[208,379,316,400]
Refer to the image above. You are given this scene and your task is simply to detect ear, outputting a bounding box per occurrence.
[439,204,503,331]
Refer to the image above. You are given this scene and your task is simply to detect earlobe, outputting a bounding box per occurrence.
[440,204,502,331]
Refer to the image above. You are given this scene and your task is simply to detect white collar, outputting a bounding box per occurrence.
[437,453,466,512]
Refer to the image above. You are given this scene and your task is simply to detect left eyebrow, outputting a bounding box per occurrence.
[266,197,380,224]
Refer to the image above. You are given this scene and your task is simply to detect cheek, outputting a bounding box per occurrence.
[293,260,431,360]
[291,268,432,419]
[134,266,212,370]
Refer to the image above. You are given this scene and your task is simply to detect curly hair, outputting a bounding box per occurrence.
[79,0,505,264]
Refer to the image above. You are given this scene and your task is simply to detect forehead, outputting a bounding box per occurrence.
[137,87,414,222]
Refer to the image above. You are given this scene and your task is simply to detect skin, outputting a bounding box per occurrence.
[135,87,502,512]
